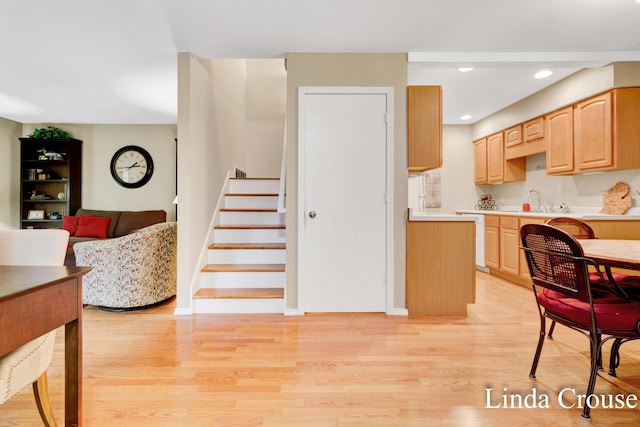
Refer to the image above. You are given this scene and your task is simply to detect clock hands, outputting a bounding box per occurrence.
[117,161,142,171]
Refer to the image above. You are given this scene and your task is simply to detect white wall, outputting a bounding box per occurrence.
[408,125,476,213]
[477,153,640,211]
[21,124,177,218]
[408,62,640,214]
[0,121,177,230]
[176,55,287,313]
[244,59,287,177]
[0,117,23,229]
[470,62,640,212]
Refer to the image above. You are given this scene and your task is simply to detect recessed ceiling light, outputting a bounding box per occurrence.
[458,67,474,72]
[534,69,553,79]
[460,114,472,120]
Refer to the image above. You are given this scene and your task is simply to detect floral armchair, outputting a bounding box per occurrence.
[74,222,177,310]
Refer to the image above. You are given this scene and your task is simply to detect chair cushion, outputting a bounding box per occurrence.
[589,272,640,301]
[538,288,640,332]
[0,332,56,403]
[75,216,111,239]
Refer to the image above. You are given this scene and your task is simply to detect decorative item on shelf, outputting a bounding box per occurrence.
[27,210,45,220]
[28,126,70,139]
[29,190,52,200]
[475,194,499,210]
[57,192,66,200]
[47,211,62,220]
[37,148,65,160]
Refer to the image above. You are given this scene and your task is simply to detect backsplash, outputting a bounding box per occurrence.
[478,153,640,212]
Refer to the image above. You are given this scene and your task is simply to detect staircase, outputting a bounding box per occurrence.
[193,177,286,313]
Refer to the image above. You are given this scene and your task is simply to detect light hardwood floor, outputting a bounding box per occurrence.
[2,272,640,426]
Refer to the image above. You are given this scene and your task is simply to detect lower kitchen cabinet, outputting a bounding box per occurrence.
[499,216,520,276]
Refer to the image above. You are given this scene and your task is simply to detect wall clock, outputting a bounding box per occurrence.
[110,145,154,188]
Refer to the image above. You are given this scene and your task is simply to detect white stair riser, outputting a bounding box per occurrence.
[200,271,285,288]
[214,228,286,243]
[229,179,280,194]
[208,249,286,264]
[194,297,284,314]
[219,211,285,226]
[224,195,278,209]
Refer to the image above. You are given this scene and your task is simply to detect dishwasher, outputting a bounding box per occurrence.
[460,213,487,272]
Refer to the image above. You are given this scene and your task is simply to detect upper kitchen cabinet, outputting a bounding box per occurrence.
[545,106,574,175]
[548,88,640,175]
[575,88,640,172]
[487,132,504,182]
[503,124,523,160]
[407,86,442,172]
[522,116,545,155]
[474,138,488,184]
[475,132,525,184]
[504,117,545,160]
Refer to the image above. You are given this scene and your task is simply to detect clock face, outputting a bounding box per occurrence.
[110,145,154,188]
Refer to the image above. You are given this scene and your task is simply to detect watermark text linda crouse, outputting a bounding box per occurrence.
[484,387,639,410]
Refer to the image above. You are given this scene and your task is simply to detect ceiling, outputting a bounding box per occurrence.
[2,0,640,125]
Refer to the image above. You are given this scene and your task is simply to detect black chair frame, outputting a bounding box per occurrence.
[521,224,640,420]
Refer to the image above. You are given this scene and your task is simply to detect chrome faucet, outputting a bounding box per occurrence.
[527,190,541,212]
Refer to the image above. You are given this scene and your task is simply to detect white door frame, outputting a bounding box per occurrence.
[297,86,395,314]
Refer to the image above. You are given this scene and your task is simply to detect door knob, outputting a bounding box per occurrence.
[308,211,317,219]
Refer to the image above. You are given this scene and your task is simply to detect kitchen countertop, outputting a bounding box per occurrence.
[409,209,478,221]
[456,207,640,220]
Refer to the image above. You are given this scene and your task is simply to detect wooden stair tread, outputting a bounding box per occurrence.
[194,288,284,299]
[230,177,279,180]
[214,225,285,230]
[225,193,278,197]
[209,243,286,250]
[201,264,285,272]
[220,208,278,212]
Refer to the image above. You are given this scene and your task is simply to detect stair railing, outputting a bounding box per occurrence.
[277,117,287,213]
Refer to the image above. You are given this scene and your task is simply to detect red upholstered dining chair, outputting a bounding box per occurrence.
[520,224,640,420]
[544,217,640,337]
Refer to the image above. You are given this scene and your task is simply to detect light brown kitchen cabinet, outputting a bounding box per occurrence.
[504,125,524,160]
[487,132,504,182]
[499,216,520,276]
[523,116,546,155]
[408,86,442,172]
[518,217,546,281]
[545,106,574,175]
[474,138,488,184]
[574,91,612,171]
[484,215,500,269]
[547,88,640,175]
[523,116,544,142]
[475,133,526,184]
[573,88,640,173]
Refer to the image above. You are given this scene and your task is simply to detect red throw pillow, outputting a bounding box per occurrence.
[75,216,111,239]
[62,216,80,236]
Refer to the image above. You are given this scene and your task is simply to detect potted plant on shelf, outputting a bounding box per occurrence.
[28,126,70,139]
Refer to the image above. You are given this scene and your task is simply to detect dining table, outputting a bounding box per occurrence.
[578,239,640,271]
[0,265,90,427]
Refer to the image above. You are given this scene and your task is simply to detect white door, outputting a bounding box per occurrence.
[298,87,392,313]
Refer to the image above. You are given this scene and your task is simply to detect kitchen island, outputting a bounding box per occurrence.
[406,210,476,316]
